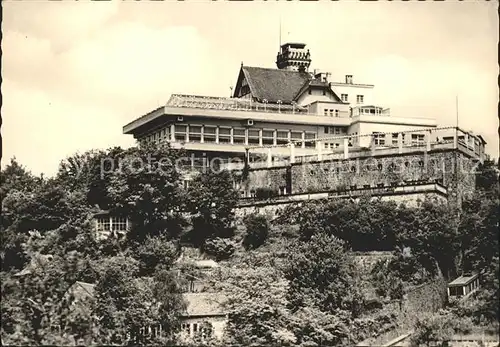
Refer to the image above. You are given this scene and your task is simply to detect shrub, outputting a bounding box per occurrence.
[203,238,236,261]
[242,214,269,250]
[135,236,178,276]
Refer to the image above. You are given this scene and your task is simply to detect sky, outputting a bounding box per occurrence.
[2,1,498,176]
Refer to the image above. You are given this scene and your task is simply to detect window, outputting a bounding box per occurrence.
[189,125,202,143]
[96,217,110,231]
[334,127,341,135]
[233,128,245,144]
[323,89,326,96]
[392,133,399,146]
[291,131,303,147]
[324,142,330,149]
[204,126,216,143]
[324,109,328,116]
[276,130,289,145]
[218,127,231,143]
[335,110,339,117]
[411,134,425,146]
[356,95,364,104]
[248,129,260,145]
[111,217,127,231]
[308,88,312,95]
[262,130,274,145]
[175,125,187,142]
[341,94,348,102]
[324,126,329,134]
[329,109,334,117]
[304,132,316,148]
[373,132,385,146]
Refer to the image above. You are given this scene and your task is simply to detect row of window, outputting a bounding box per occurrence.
[324,126,346,135]
[96,217,128,232]
[323,109,341,117]
[181,322,213,338]
[373,133,425,146]
[141,125,318,148]
[340,94,364,104]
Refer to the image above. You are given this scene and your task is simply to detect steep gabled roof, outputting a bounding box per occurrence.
[234,66,311,104]
[294,79,343,103]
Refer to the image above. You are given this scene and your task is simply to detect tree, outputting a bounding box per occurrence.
[185,170,239,246]
[411,310,474,347]
[284,233,364,317]
[0,157,39,206]
[134,236,179,276]
[214,267,295,346]
[242,213,269,250]
[397,199,460,279]
[1,248,91,345]
[105,144,187,244]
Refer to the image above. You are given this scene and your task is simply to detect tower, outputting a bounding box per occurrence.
[276,43,311,72]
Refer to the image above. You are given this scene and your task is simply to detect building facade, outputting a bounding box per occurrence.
[122,42,486,208]
[123,42,442,164]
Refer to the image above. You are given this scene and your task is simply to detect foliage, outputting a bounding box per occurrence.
[277,198,403,251]
[202,238,236,261]
[215,267,294,346]
[284,233,364,317]
[410,310,474,346]
[134,236,179,276]
[105,144,187,244]
[370,258,405,301]
[1,245,92,346]
[242,213,270,250]
[92,256,184,345]
[185,170,239,245]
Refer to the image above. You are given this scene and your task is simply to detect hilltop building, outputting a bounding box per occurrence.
[123,43,443,163]
[122,42,486,208]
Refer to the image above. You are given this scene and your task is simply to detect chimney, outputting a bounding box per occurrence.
[345,75,353,84]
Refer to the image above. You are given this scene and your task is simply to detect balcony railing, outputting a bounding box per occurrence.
[167,94,310,115]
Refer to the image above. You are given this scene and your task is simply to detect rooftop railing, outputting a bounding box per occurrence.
[167,94,313,115]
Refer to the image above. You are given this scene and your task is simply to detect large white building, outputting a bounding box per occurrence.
[123,43,478,166]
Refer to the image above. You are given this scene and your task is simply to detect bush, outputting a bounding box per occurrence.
[203,238,236,261]
[135,236,179,276]
[242,214,269,250]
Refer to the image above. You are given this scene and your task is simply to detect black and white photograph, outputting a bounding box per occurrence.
[1,1,499,346]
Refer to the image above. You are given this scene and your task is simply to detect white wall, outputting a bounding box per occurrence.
[296,88,337,106]
[349,116,437,147]
[330,84,375,106]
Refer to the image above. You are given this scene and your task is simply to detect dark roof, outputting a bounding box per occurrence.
[237,66,311,104]
[448,273,478,287]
